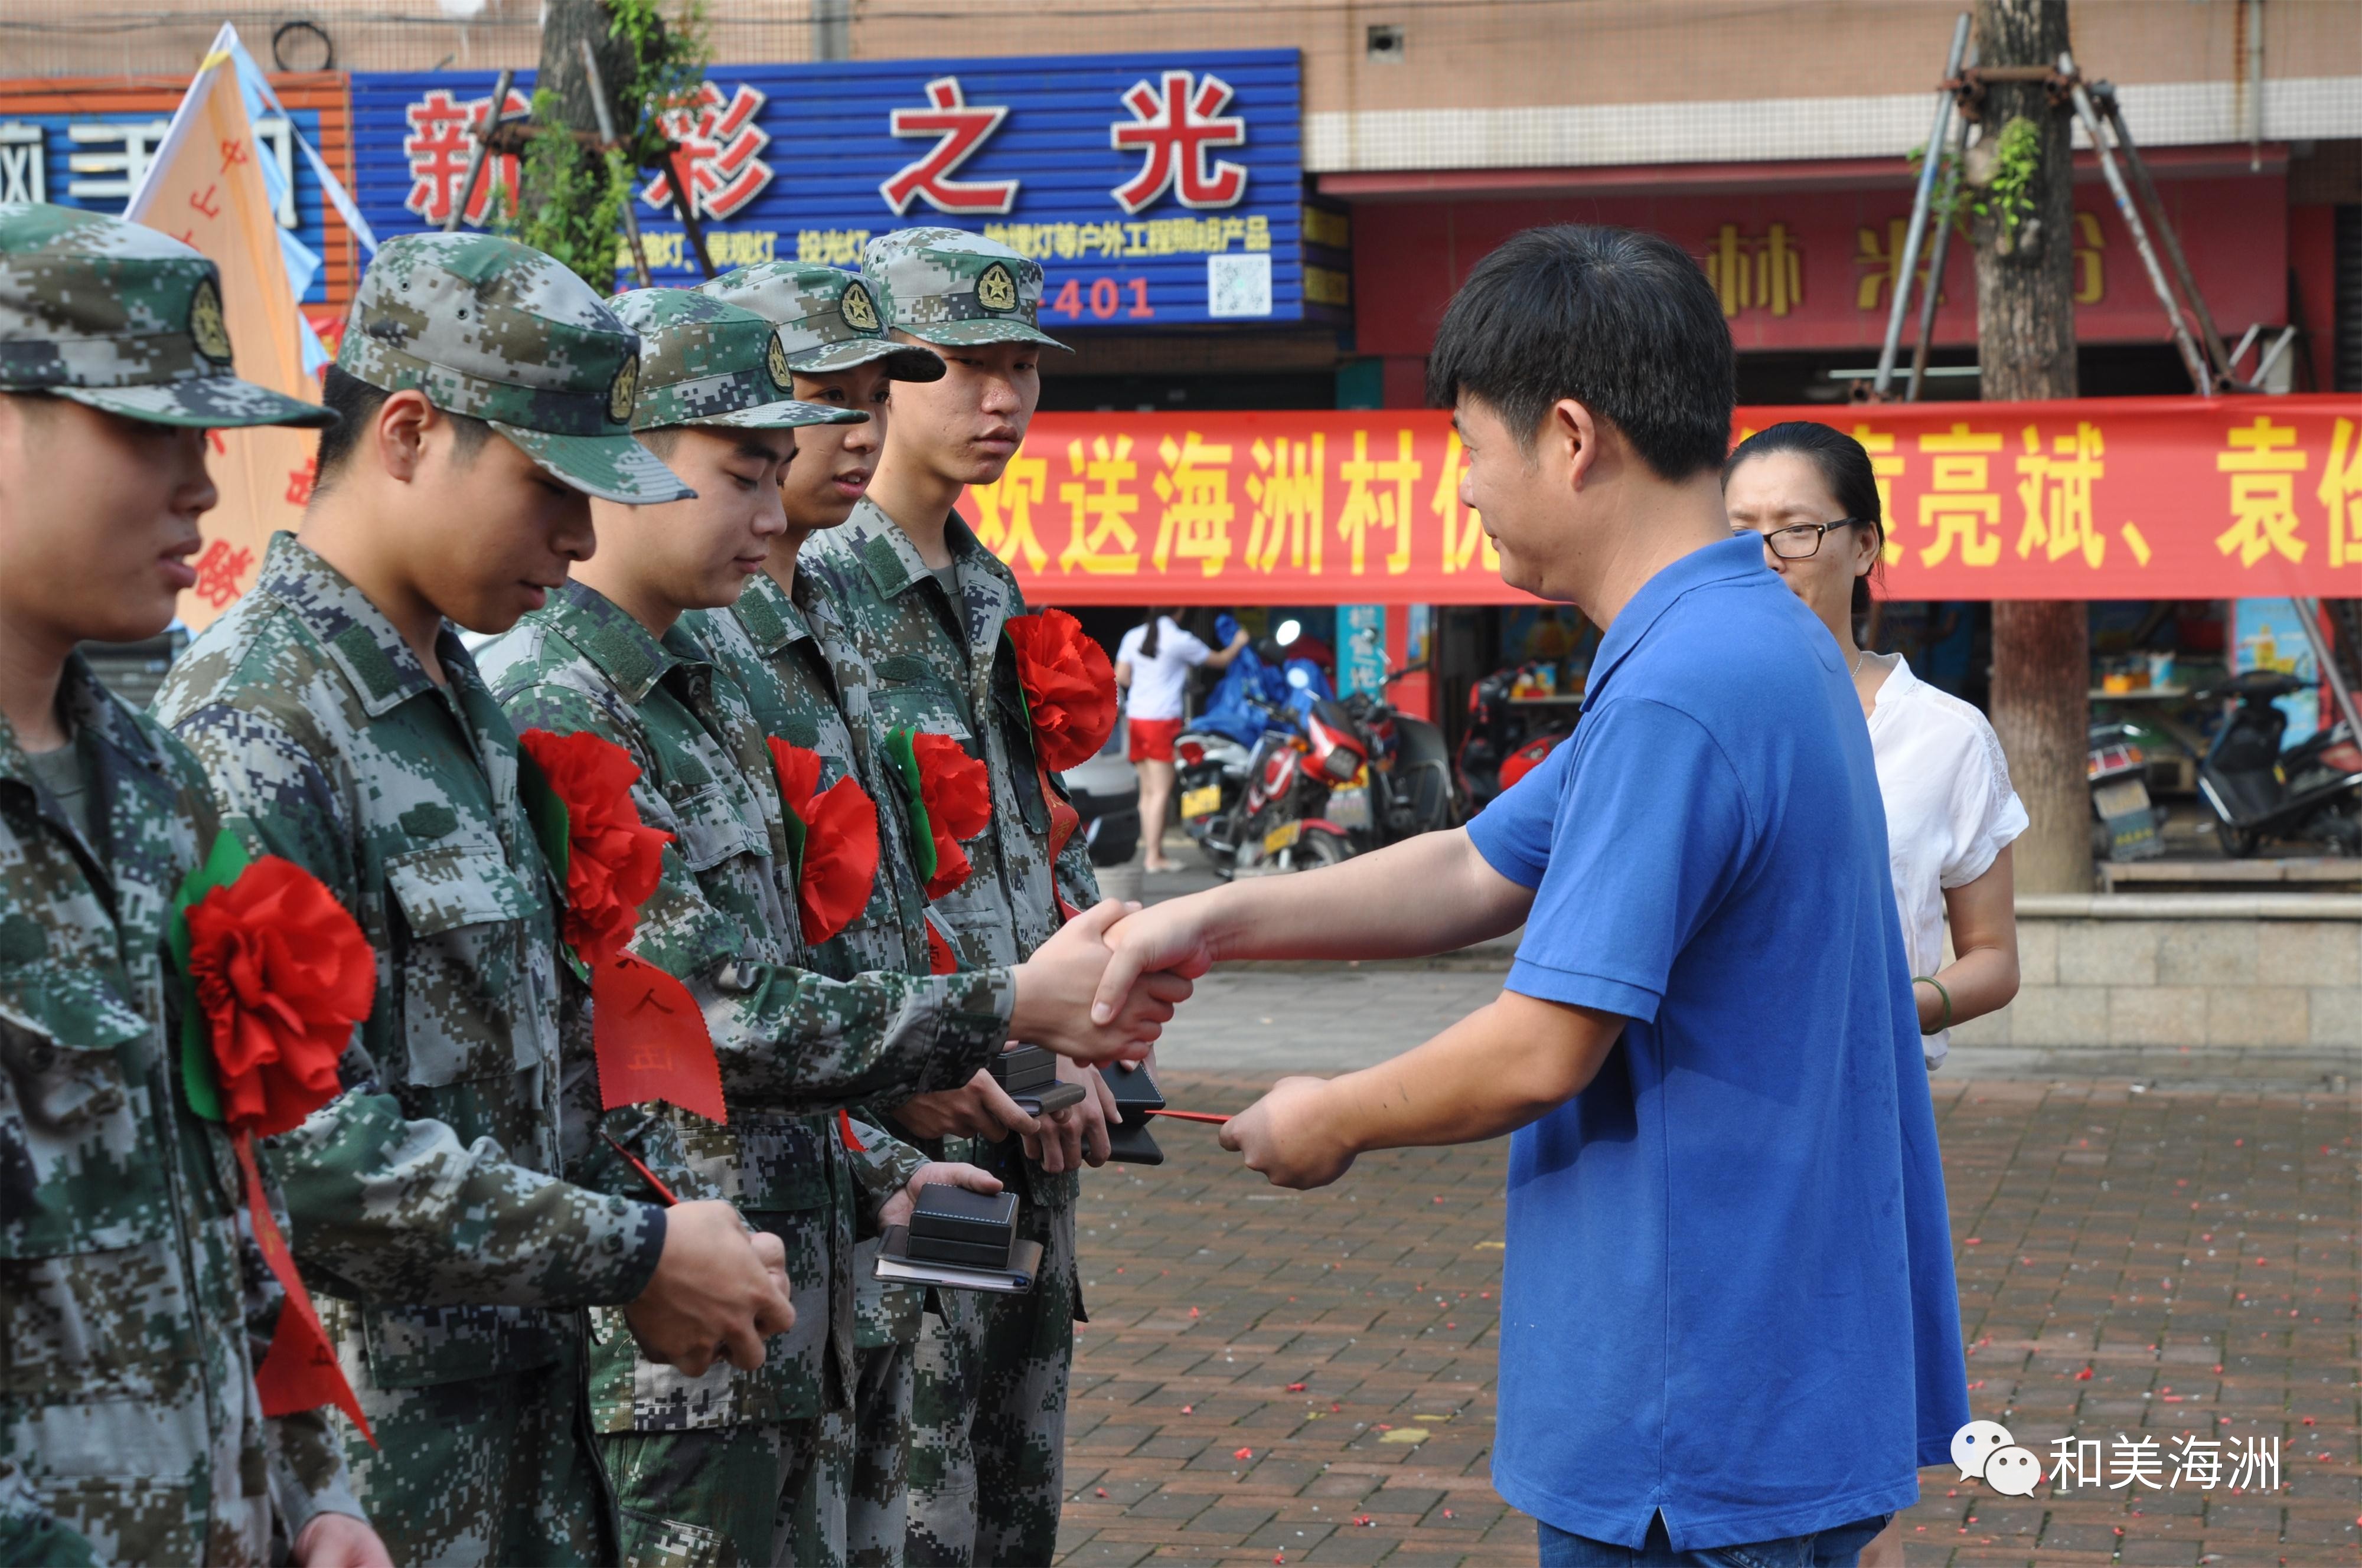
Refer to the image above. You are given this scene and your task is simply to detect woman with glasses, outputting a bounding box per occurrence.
[1726,420,2022,1564]
[1725,420,2024,1068]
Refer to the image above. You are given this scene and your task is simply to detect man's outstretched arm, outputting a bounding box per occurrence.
[1218,991,1624,1188]
[1091,827,1532,1023]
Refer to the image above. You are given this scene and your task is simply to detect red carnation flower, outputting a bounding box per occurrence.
[185,856,374,1137]
[911,731,991,901]
[1006,609,1117,772]
[520,729,671,965]
[768,737,881,948]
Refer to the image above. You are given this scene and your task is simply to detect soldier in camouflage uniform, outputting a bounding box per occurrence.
[685,262,967,1568]
[0,204,388,1566]
[151,234,797,1568]
[802,230,1130,1568]
[477,286,1170,1568]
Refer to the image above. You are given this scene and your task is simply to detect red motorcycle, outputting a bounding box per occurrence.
[1454,662,1577,810]
[1231,678,1457,874]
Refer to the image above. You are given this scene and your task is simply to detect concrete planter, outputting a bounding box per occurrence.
[1950,894,2362,1051]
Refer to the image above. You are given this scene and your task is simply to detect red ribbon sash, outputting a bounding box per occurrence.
[234,1132,375,1443]
[590,953,727,1125]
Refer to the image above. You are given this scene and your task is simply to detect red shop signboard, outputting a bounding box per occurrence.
[1349,167,2287,355]
[968,398,2362,606]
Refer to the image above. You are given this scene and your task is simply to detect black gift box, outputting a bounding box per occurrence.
[1102,1063,1166,1166]
[908,1182,1018,1269]
[990,1043,1085,1114]
[989,1044,1058,1095]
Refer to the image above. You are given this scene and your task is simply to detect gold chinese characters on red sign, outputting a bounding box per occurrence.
[960,398,2362,605]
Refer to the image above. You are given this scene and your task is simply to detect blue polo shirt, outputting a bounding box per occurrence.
[1466,535,1968,1551]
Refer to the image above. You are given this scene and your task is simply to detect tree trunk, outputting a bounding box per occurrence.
[537,0,632,153]
[1972,0,2090,893]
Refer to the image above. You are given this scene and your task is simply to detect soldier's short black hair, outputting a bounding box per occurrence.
[1425,224,1735,482]
[312,364,494,492]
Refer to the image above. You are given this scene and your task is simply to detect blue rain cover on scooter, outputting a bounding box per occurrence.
[1191,615,1289,745]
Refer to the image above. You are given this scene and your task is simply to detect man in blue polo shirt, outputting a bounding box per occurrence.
[1093,224,1967,1564]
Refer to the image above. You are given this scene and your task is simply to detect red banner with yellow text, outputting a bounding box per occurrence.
[966,397,2362,605]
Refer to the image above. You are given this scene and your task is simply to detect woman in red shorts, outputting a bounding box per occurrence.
[1115,607,1249,870]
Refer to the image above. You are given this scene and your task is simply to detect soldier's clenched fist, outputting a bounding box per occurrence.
[624,1199,797,1376]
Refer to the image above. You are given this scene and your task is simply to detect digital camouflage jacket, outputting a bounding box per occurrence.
[686,567,950,1348]
[800,504,1100,961]
[151,534,668,1399]
[479,580,1007,1429]
[1,656,361,1564]
[800,504,1102,1219]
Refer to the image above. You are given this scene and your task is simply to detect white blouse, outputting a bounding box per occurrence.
[1865,654,2028,1070]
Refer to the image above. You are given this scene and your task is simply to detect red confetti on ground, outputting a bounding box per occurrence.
[1189,1306,1199,1317]
[1443,1510,1455,1518]
[1287,1382,1306,1391]
[2076,1367,2095,1380]
[1234,1446,1254,1460]
[1181,1404,1193,1413]
[1331,1403,1342,1412]
[1095,1488,1108,1498]
[1964,1237,1981,1245]
[1433,1195,1444,1203]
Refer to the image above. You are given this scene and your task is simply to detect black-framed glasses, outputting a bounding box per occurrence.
[1733,518,1870,560]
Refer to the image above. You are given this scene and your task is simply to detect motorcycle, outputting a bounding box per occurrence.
[1173,727,1254,872]
[2196,669,2362,857]
[1177,619,1337,875]
[1228,687,1355,876]
[1228,662,1457,876]
[1455,661,1578,811]
[1307,680,1457,851]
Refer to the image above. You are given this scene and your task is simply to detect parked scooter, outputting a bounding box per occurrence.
[1179,618,1337,875]
[2196,669,2362,857]
[1306,681,1457,851]
[1229,687,1355,875]
[1173,727,1254,873]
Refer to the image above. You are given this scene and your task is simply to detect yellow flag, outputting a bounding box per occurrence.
[123,28,319,633]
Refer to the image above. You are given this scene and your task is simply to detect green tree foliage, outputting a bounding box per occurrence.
[507,0,709,291]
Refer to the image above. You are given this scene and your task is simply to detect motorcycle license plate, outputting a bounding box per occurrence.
[1180,784,1224,819]
[1262,819,1302,855]
[1325,786,1371,829]
[2093,778,2151,820]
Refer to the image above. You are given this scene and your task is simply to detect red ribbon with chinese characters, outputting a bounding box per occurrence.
[173,846,377,1443]
[519,729,727,1126]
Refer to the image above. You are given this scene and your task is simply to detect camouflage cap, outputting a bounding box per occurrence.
[0,202,331,429]
[697,263,944,381]
[862,228,1071,352]
[605,288,868,434]
[337,232,690,504]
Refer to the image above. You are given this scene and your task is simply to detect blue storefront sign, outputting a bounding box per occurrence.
[0,105,335,303]
[348,50,1304,326]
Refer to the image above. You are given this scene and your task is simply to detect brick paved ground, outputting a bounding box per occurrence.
[1056,1067,2361,1567]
